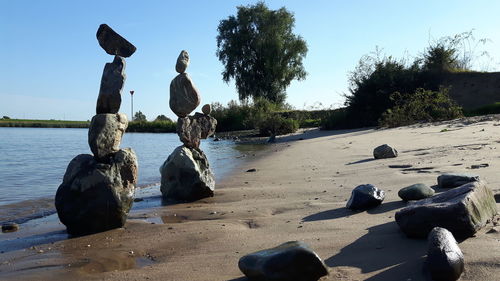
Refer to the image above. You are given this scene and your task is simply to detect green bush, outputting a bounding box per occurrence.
[127,120,176,133]
[258,114,299,136]
[320,108,354,130]
[379,87,463,128]
[465,102,500,116]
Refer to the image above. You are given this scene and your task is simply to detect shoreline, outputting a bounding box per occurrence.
[0,120,499,280]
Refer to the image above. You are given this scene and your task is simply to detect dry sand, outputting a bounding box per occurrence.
[1,117,499,281]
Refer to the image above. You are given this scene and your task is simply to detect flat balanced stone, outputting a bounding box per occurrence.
[96,56,126,114]
[160,145,215,201]
[88,113,128,162]
[238,241,328,281]
[175,50,189,73]
[426,227,464,281]
[373,144,398,159]
[398,183,435,201]
[437,173,479,188]
[177,112,217,148]
[55,148,138,236]
[346,184,385,210]
[96,24,136,57]
[395,180,497,239]
[170,73,200,118]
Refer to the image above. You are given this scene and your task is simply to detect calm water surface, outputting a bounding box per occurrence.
[0,127,252,207]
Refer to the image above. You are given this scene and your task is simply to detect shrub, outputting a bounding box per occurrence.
[379,87,463,128]
[2,116,10,120]
[464,102,500,116]
[320,108,354,130]
[258,114,299,136]
[127,120,176,133]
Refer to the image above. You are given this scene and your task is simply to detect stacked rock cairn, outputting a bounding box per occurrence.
[55,24,138,236]
[160,50,217,202]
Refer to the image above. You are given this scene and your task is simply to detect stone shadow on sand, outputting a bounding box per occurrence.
[303,200,405,222]
[346,158,376,165]
[325,221,430,280]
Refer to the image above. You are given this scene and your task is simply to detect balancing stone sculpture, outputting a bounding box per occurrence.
[55,24,138,236]
[160,50,217,201]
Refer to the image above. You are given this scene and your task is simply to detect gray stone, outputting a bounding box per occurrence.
[96,24,136,57]
[238,241,328,281]
[88,113,128,162]
[55,148,138,236]
[96,56,126,114]
[177,113,217,148]
[201,104,211,115]
[437,173,479,188]
[346,184,385,210]
[373,144,398,159]
[160,145,215,201]
[395,181,497,239]
[427,227,464,281]
[398,183,435,201]
[2,222,19,233]
[169,73,200,118]
[175,50,189,73]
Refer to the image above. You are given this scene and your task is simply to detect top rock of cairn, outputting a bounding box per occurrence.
[176,50,190,73]
[96,24,136,58]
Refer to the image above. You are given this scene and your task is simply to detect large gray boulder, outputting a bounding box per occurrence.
[395,181,497,239]
[398,183,435,201]
[346,184,385,210]
[373,144,398,159]
[437,173,479,188]
[426,227,464,281]
[96,56,126,114]
[160,145,214,201]
[238,241,328,281]
[55,148,138,236]
[96,24,136,57]
[88,113,128,162]
[169,73,200,118]
[177,112,217,148]
[175,50,189,73]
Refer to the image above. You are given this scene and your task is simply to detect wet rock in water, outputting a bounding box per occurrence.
[88,113,128,162]
[346,184,385,210]
[175,50,189,73]
[373,144,398,159]
[2,222,19,233]
[395,180,497,239]
[170,73,200,118]
[96,24,136,57]
[437,173,479,188]
[55,149,138,236]
[398,183,435,201]
[238,241,328,281]
[427,227,464,281]
[159,145,214,201]
[177,113,217,148]
[201,104,211,115]
[96,56,126,114]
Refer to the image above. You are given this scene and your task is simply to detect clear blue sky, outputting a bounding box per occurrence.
[1,0,499,121]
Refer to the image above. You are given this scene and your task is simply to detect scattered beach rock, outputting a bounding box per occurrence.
[201,104,211,115]
[373,144,398,159]
[88,113,128,161]
[170,73,201,118]
[426,227,464,281]
[175,50,189,73]
[177,112,217,148]
[246,168,257,172]
[238,241,328,281]
[2,222,19,233]
[346,184,385,210]
[470,163,489,169]
[55,148,138,236]
[96,56,126,114]
[160,145,215,201]
[398,183,435,201]
[437,173,479,188]
[395,180,497,238]
[96,24,136,57]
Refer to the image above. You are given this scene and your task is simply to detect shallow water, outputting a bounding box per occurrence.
[0,127,258,222]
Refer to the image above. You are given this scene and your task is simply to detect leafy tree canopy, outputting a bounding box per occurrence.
[155,114,172,122]
[216,2,308,104]
[134,111,147,122]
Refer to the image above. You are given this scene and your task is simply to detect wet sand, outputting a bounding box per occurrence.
[1,117,499,280]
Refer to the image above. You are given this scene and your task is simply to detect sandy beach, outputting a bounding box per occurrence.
[1,116,499,281]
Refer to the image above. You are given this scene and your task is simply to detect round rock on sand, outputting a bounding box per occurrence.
[398,183,435,201]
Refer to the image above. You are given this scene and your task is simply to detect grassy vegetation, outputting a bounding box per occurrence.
[127,120,176,133]
[0,119,90,128]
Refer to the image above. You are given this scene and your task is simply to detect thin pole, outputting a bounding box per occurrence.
[130,90,134,121]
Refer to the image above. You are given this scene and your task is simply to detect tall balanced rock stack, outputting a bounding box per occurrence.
[160,50,217,201]
[55,24,138,236]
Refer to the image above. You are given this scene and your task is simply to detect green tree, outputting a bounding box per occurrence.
[134,111,147,121]
[216,2,308,104]
[155,114,172,122]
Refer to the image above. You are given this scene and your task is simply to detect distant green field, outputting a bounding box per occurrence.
[0,119,89,128]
